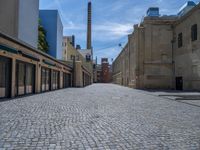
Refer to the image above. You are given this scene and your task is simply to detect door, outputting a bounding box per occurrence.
[0,57,11,98]
[63,73,71,88]
[16,62,25,95]
[26,64,35,94]
[51,70,59,90]
[63,73,67,88]
[41,67,51,92]
[16,61,35,96]
[68,74,72,87]
[176,77,183,90]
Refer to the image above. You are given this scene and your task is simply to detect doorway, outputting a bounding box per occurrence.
[0,56,11,98]
[41,67,51,92]
[176,77,183,90]
[16,61,35,96]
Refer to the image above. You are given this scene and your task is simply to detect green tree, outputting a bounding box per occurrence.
[38,19,49,53]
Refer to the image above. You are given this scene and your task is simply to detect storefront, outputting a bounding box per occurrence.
[0,56,11,98]
[51,70,59,90]
[41,67,51,92]
[63,73,71,88]
[16,61,35,96]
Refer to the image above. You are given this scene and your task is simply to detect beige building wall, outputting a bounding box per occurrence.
[113,5,200,90]
[174,6,200,90]
[0,33,72,98]
[113,19,175,90]
[62,36,93,85]
[140,18,174,89]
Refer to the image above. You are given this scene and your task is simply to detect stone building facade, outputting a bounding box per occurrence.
[112,2,200,91]
[62,36,93,87]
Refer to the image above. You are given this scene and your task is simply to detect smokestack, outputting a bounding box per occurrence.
[87,1,92,49]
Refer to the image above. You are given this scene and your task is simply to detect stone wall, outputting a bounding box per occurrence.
[113,4,200,90]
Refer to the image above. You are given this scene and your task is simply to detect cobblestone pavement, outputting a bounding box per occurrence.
[0,84,200,150]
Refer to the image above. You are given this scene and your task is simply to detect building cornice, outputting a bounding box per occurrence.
[0,31,72,70]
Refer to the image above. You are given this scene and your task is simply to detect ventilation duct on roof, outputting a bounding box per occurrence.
[146,7,160,17]
[178,1,196,17]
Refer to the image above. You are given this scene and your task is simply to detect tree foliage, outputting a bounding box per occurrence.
[38,19,49,53]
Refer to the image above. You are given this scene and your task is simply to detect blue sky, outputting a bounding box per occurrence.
[39,0,200,63]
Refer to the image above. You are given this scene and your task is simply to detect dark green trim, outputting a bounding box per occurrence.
[0,44,18,54]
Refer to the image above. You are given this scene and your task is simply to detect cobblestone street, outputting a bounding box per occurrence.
[0,84,200,150]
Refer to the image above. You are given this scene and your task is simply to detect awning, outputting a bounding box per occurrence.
[18,50,40,61]
[0,44,18,54]
[43,59,56,67]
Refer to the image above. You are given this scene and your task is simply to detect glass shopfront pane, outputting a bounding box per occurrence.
[16,61,35,96]
[42,68,46,91]
[0,60,6,98]
[55,72,58,89]
[26,64,34,94]
[18,63,25,95]
[51,70,59,90]
[63,73,71,88]
[46,69,50,91]
[68,74,71,87]
[0,57,11,98]
[41,67,51,92]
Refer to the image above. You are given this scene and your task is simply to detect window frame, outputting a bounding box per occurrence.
[178,32,183,48]
[191,24,197,42]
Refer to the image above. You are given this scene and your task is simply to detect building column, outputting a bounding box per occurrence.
[35,63,41,93]
[74,61,83,87]
[11,58,16,98]
[60,71,63,89]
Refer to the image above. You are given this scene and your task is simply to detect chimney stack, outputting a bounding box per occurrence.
[87,1,92,50]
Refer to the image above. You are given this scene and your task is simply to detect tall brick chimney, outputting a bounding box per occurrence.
[87,1,92,50]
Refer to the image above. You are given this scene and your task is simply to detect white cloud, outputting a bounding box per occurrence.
[63,21,85,30]
[94,22,133,36]
[92,22,133,42]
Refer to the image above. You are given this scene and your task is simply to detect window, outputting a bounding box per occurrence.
[191,24,197,41]
[178,33,183,48]
[86,54,91,61]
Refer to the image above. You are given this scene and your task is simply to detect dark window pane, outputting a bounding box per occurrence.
[191,24,197,41]
[0,61,5,87]
[178,33,183,48]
